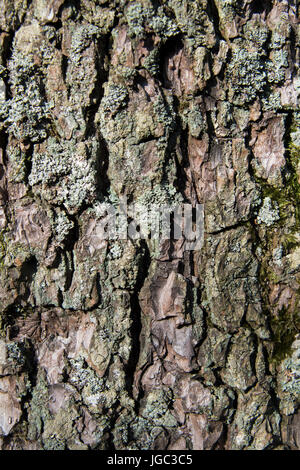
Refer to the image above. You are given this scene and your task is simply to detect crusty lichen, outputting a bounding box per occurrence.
[257,197,280,227]
[125,2,179,39]
[29,137,98,213]
[226,46,267,105]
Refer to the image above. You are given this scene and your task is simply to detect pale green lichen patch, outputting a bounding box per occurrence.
[125,2,179,39]
[257,197,280,227]
[243,17,269,48]
[2,27,55,141]
[267,49,289,85]
[29,138,98,213]
[141,388,177,427]
[101,83,129,115]
[227,46,267,105]
[143,48,160,76]
[29,138,71,185]
[136,182,183,208]
[27,371,51,441]
[69,24,100,62]
[48,209,74,245]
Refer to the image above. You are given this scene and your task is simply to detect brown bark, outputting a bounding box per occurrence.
[0,0,299,450]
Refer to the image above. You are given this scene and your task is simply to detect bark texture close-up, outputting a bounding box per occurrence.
[0,0,299,450]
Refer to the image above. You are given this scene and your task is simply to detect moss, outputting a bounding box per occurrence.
[287,143,300,225]
[259,262,280,284]
[254,176,299,232]
[282,233,300,253]
[270,304,300,364]
[254,115,300,365]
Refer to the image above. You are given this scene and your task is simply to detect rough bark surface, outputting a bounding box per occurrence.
[0,0,299,450]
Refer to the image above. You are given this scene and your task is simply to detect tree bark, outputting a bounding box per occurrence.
[0,0,299,450]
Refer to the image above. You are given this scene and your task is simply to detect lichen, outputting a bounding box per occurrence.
[29,138,70,185]
[227,47,267,105]
[101,83,129,115]
[69,24,100,64]
[141,389,177,428]
[0,0,299,451]
[49,209,74,245]
[4,47,52,141]
[136,182,183,208]
[153,95,176,129]
[143,48,160,76]
[125,3,179,39]
[27,371,51,441]
[257,197,280,227]
[267,49,288,85]
[29,137,98,213]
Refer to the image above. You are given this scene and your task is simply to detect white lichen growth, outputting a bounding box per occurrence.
[257,197,280,226]
[29,138,97,213]
[137,182,183,208]
[108,241,123,260]
[50,210,74,244]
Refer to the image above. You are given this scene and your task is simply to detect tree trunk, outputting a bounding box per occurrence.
[0,0,299,450]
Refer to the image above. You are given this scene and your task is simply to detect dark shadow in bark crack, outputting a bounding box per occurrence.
[126,240,151,412]
[251,0,272,15]
[159,35,184,91]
